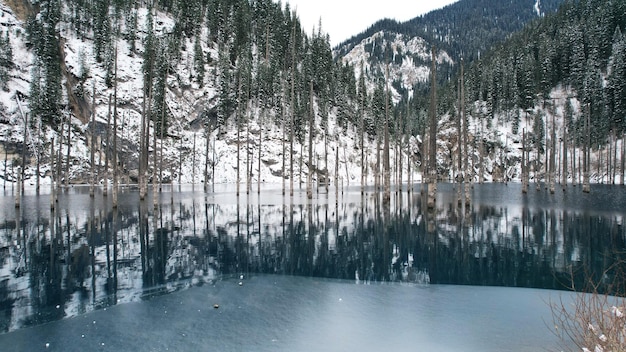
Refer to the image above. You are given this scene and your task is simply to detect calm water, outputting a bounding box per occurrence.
[0,183,624,351]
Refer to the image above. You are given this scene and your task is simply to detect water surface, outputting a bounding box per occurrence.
[0,183,623,350]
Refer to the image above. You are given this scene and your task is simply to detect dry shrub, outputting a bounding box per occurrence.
[549,259,626,352]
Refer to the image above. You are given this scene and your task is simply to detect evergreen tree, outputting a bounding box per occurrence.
[0,31,12,91]
[29,64,44,119]
[151,40,170,134]
[94,0,112,63]
[27,0,63,126]
[193,31,205,87]
[609,27,626,133]
[125,9,138,54]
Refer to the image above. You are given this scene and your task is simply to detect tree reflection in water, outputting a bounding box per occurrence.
[0,184,624,332]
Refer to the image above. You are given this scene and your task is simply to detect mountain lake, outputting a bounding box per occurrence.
[0,182,624,351]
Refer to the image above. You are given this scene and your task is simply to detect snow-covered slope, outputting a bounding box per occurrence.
[337,31,453,102]
[0,1,423,188]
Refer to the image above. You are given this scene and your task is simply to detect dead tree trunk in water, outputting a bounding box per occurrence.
[139,90,147,199]
[461,60,470,205]
[583,104,591,193]
[104,95,111,196]
[204,123,210,192]
[360,63,366,195]
[383,63,391,204]
[112,48,119,208]
[456,73,463,205]
[237,78,242,197]
[307,80,314,199]
[620,134,626,186]
[50,138,56,208]
[522,129,528,194]
[561,119,568,191]
[281,81,285,196]
[549,113,556,194]
[427,46,438,209]
[57,113,63,192]
[65,111,71,188]
[289,23,296,197]
[90,83,96,197]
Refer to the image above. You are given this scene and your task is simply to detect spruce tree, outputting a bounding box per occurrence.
[193,31,205,87]
[0,31,13,91]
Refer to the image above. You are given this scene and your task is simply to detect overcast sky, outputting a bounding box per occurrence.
[278,0,460,46]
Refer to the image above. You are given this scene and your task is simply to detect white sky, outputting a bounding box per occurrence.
[278,0,460,46]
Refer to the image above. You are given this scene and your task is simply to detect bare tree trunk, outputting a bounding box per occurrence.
[113,46,119,208]
[335,134,339,199]
[383,63,391,204]
[212,134,216,188]
[290,90,294,196]
[158,98,165,193]
[204,123,210,192]
[583,105,591,193]
[15,166,20,208]
[612,131,617,184]
[299,141,304,189]
[21,118,27,195]
[549,113,556,194]
[35,118,41,193]
[376,133,381,191]
[456,76,463,204]
[192,132,196,185]
[178,136,183,186]
[3,144,7,190]
[620,134,626,186]
[104,95,111,196]
[139,91,147,199]
[247,107,251,194]
[157,62,169,196]
[238,78,242,197]
[65,111,71,188]
[281,82,285,196]
[360,71,366,194]
[562,121,568,190]
[461,61,470,205]
[307,81,314,199]
[50,138,56,209]
[112,48,119,208]
[258,108,262,195]
[479,122,484,184]
[395,117,404,194]
[427,46,438,209]
[572,137,577,186]
[406,104,412,193]
[57,113,63,192]
[522,129,528,194]
[90,83,96,197]
[290,23,296,197]
[324,123,328,194]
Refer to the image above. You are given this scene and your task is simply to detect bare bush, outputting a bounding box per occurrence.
[549,260,626,352]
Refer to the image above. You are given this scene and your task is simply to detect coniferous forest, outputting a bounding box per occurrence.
[0,0,625,190]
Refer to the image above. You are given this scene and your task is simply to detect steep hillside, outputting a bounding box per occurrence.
[333,0,565,108]
[0,0,421,189]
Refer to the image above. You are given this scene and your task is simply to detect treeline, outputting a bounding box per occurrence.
[463,0,626,145]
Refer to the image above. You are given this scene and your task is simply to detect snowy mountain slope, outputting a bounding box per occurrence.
[338,31,453,102]
[0,0,425,188]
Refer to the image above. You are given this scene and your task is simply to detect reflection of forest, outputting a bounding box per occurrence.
[0,190,624,332]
